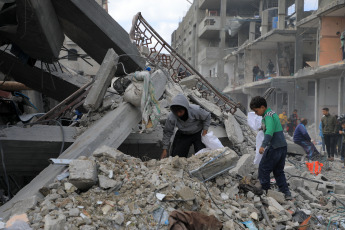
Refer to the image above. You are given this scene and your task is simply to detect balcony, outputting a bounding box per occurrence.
[198,47,221,65]
[198,16,221,39]
[199,0,221,10]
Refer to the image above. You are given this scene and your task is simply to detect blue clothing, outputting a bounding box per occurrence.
[259,146,290,196]
[293,124,311,143]
[319,121,323,137]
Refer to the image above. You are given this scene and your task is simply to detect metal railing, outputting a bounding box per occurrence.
[131,13,240,114]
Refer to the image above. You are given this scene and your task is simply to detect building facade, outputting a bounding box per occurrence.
[173,0,345,137]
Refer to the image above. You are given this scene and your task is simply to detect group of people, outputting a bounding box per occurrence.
[160,94,345,201]
[252,60,275,82]
[319,108,345,161]
[161,94,292,200]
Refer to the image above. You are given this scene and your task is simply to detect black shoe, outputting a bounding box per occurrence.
[285,194,293,201]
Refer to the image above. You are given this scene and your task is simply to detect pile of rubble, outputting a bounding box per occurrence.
[3,144,345,229]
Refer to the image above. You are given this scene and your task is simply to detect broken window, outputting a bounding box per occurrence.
[68,49,78,61]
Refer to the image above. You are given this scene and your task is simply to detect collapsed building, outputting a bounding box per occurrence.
[0,0,345,229]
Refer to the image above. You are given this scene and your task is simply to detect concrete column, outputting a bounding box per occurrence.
[249,21,256,42]
[259,0,264,18]
[278,0,286,30]
[314,79,320,135]
[338,77,344,115]
[294,28,304,73]
[261,10,269,35]
[295,0,304,22]
[22,90,44,114]
[218,0,227,78]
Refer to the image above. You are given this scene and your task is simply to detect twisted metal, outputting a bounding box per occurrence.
[132,13,240,114]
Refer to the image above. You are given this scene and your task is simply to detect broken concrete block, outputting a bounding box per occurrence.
[190,148,239,181]
[334,184,345,194]
[84,49,119,111]
[92,145,124,161]
[267,190,286,204]
[287,141,305,156]
[188,94,223,118]
[297,187,317,202]
[289,178,304,190]
[179,75,198,88]
[11,196,39,216]
[69,159,97,190]
[317,182,327,195]
[267,197,285,212]
[177,186,195,201]
[44,214,66,230]
[224,113,244,144]
[114,212,125,225]
[98,175,121,189]
[229,154,254,177]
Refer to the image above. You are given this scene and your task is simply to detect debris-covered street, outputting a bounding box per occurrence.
[1,0,345,229]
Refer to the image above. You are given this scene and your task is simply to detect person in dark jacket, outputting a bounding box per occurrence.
[250,96,291,200]
[161,94,211,159]
[290,109,299,132]
[321,108,337,161]
[293,118,320,160]
[253,64,260,82]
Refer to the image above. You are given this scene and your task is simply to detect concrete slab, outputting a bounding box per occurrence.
[84,49,118,111]
[51,0,145,75]
[0,125,76,175]
[0,0,64,62]
[0,52,89,101]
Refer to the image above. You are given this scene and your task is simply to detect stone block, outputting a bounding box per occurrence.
[11,195,39,216]
[317,182,327,195]
[98,175,122,190]
[229,154,254,177]
[297,187,317,202]
[179,75,198,89]
[289,178,304,190]
[267,197,285,212]
[224,113,244,144]
[267,190,286,204]
[44,214,66,230]
[92,145,124,161]
[177,186,195,201]
[69,159,97,190]
[334,184,345,195]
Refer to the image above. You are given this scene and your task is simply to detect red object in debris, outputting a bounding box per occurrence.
[299,215,311,230]
[0,90,12,99]
[305,161,323,175]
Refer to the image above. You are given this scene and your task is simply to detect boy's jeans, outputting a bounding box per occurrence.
[259,146,291,196]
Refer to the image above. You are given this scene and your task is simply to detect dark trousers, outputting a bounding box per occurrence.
[342,47,345,60]
[258,146,291,196]
[171,130,205,158]
[341,143,345,161]
[324,134,336,158]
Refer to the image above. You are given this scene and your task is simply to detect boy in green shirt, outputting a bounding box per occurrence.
[250,96,292,200]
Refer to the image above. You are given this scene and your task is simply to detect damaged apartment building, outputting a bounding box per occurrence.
[172,0,345,135]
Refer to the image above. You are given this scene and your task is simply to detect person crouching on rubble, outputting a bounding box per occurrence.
[160,94,211,159]
[250,96,292,200]
[293,118,320,160]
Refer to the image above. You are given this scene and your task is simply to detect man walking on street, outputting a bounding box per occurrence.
[161,94,211,159]
[250,96,292,200]
[321,108,337,161]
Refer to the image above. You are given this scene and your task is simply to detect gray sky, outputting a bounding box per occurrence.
[109,0,318,45]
